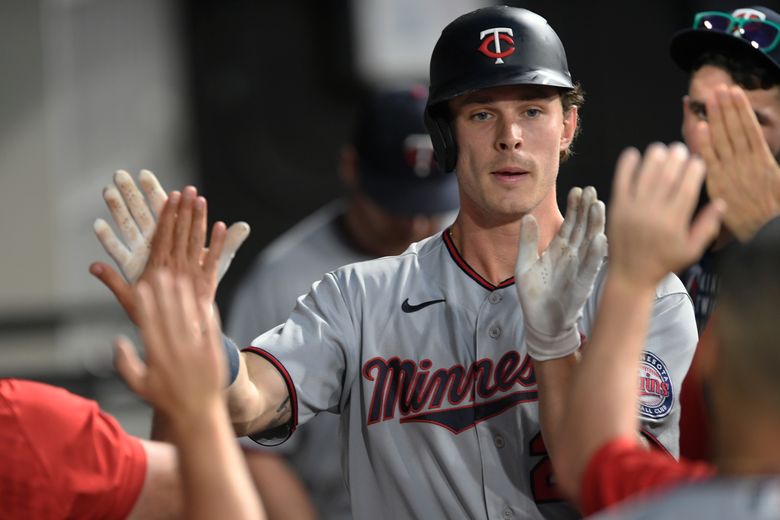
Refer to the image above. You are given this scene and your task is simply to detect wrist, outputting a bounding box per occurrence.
[603,266,659,296]
[525,324,581,361]
[169,396,227,443]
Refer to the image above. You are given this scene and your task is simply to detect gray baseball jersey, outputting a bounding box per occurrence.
[590,476,780,519]
[229,201,372,346]
[229,201,370,520]
[229,201,456,520]
[243,230,697,520]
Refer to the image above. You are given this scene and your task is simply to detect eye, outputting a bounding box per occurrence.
[690,102,707,121]
[470,111,492,121]
[525,108,542,118]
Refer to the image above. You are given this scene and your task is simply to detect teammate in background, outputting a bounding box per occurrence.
[227,85,458,520]
[674,5,780,331]
[0,272,263,519]
[533,141,780,517]
[667,5,780,461]
[92,7,697,518]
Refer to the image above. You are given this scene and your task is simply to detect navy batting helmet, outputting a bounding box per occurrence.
[424,6,575,172]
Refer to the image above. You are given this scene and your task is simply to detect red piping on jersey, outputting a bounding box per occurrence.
[640,428,672,456]
[241,346,299,437]
[442,229,515,291]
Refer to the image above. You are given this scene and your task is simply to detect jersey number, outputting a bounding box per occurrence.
[530,432,564,503]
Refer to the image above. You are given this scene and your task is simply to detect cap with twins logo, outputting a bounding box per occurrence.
[670,6,780,75]
[353,86,459,216]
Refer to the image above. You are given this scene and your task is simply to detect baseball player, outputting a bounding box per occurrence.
[540,141,780,518]
[228,86,458,520]
[674,5,780,332]
[666,5,780,462]
[93,7,698,519]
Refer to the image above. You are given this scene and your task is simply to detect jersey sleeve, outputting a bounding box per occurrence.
[637,277,698,458]
[0,379,147,519]
[579,436,715,516]
[244,271,358,445]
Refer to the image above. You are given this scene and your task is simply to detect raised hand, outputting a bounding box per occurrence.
[113,270,226,421]
[696,85,780,241]
[94,170,167,282]
[92,169,250,283]
[514,186,607,360]
[92,183,225,324]
[91,170,251,324]
[608,143,724,288]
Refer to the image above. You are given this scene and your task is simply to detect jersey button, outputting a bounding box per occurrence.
[488,292,502,304]
[488,326,502,338]
[502,506,514,519]
[494,435,505,449]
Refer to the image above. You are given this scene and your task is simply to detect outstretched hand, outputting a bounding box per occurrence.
[92,182,225,324]
[696,85,780,241]
[113,270,226,422]
[91,170,250,324]
[608,142,724,288]
[514,186,607,360]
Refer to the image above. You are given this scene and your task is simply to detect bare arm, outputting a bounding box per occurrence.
[243,451,319,520]
[552,144,723,502]
[114,271,264,520]
[532,354,578,463]
[227,350,292,437]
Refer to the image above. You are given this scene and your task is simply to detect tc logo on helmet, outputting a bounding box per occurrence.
[478,27,515,64]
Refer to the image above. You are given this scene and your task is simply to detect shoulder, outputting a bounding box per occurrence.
[592,261,691,305]
[593,476,780,520]
[238,202,364,292]
[654,271,690,300]
[257,201,351,266]
[328,233,445,289]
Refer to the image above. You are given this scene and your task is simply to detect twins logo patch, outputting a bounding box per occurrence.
[638,351,673,419]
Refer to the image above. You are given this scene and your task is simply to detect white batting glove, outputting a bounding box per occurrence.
[514,186,607,361]
[93,169,250,283]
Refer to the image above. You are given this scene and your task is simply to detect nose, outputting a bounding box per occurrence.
[495,117,522,152]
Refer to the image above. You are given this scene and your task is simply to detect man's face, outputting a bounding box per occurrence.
[683,65,780,160]
[353,192,451,255]
[449,84,577,223]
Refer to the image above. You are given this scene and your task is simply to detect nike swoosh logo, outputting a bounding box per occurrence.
[401,298,446,313]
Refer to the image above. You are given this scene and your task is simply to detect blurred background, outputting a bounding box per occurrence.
[0,0,742,435]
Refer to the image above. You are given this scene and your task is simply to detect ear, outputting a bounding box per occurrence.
[340,145,359,189]
[560,105,578,152]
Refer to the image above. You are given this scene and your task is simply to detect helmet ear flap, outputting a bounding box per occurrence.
[424,106,458,173]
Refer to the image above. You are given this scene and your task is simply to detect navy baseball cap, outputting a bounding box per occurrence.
[670,6,780,76]
[353,86,459,216]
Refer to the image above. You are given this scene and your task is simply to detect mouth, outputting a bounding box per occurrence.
[491,167,530,180]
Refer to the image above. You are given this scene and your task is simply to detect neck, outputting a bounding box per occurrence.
[449,197,563,286]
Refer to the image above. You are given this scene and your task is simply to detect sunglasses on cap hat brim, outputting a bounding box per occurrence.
[693,10,780,52]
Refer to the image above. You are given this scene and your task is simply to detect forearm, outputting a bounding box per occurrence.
[243,452,318,520]
[557,274,656,499]
[227,351,292,436]
[173,401,264,520]
[533,353,579,466]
